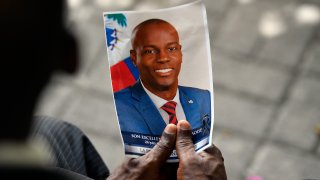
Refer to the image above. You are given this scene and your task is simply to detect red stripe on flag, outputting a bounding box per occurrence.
[111,60,136,92]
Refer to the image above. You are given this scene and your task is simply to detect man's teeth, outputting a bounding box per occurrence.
[156,69,172,73]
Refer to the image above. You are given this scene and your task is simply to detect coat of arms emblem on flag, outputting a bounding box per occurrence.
[105,13,139,92]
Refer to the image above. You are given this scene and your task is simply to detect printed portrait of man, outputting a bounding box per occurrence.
[114,18,211,137]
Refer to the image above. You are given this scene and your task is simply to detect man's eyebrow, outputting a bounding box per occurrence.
[142,45,157,49]
[142,42,180,48]
[167,42,180,46]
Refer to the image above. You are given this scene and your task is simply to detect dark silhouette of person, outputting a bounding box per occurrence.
[0,0,90,179]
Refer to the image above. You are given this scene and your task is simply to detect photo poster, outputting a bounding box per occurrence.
[103,0,214,162]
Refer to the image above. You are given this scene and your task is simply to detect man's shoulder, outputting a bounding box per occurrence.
[179,85,210,96]
[114,87,133,102]
[114,86,132,95]
[179,86,211,110]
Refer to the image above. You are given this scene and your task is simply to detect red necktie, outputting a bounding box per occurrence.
[161,101,177,125]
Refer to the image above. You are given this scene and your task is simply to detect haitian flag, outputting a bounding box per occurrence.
[104,14,139,92]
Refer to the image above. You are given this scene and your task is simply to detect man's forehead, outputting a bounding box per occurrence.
[132,21,179,48]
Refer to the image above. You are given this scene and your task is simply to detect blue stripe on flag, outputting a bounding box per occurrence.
[105,28,115,48]
[124,57,139,80]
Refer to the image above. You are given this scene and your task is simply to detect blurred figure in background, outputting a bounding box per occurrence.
[0,0,97,179]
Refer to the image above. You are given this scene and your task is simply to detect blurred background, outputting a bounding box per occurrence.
[35,0,320,179]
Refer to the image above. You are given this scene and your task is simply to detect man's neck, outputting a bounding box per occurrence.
[140,81,178,100]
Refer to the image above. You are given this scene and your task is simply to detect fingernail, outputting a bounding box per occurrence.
[165,124,176,134]
[179,120,190,130]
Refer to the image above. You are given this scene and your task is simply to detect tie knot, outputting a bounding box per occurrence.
[161,101,177,115]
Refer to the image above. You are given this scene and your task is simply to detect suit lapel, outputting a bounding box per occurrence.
[131,82,166,135]
[179,87,199,128]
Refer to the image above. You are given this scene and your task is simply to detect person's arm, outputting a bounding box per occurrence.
[108,124,177,180]
[176,120,227,180]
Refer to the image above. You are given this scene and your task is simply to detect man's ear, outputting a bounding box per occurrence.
[130,50,137,66]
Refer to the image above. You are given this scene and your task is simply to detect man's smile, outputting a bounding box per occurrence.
[155,68,173,76]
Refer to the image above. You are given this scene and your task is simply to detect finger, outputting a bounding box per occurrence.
[148,123,177,165]
[175,120,195,157]
[207,144,223,155]
[200,145,224,162]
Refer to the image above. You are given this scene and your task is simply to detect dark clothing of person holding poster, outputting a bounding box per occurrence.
[31,116,110,180]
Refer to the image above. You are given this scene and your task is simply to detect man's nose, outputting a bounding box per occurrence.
[157,50,170,62]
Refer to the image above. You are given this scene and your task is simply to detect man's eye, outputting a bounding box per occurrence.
[168,47,177,52]
[144,50,157,54]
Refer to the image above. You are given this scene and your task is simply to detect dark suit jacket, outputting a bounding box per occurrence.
[114,81,211,135]
[32,116,109,180]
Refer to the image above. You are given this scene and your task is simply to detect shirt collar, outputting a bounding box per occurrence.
[141,81,179,109]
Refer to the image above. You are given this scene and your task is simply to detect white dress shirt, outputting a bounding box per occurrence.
[141,82,186,124]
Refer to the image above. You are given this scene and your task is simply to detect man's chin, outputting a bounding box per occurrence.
[154,82,177,91]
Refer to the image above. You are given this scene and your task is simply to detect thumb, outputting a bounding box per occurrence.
[176,120,195,158]
[148,124,177,165]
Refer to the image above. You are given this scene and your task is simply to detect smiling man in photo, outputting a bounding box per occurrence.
[114,18,211,137]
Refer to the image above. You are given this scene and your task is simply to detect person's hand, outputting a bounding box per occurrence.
[176,120,227,180]
[108,124,177,180]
